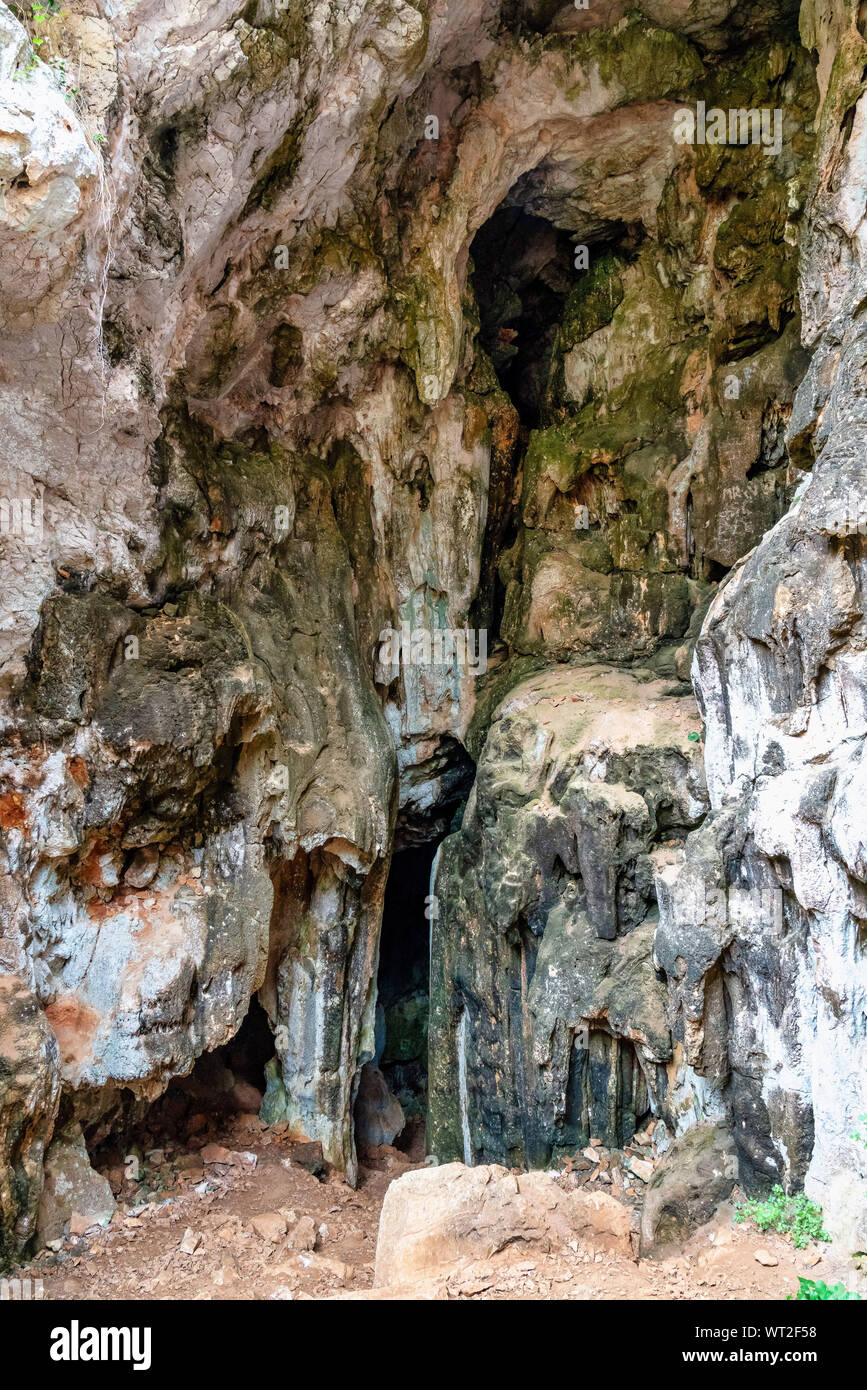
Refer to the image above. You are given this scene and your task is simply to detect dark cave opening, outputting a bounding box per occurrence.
[361,840,441,1157]
[467,205,577,637]
[87,1000,279,1190]
[153,999,276,1136]
[469,203,639,430]
[467,201,641,638]
[392,735,474,851]
[470,206,575,428]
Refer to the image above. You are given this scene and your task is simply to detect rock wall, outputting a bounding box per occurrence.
[429,664,707,1166]
[656,0,867,1245]
[431,0,867,1251]
[0,0,864,1264]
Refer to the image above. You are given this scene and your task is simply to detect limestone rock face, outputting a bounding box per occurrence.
[429,665,707,1166]
[0,975,60,1266]
[655,0,867,1246]
[37,1120,115,1246]
[0,0,865,1265]
[0,4,101,328]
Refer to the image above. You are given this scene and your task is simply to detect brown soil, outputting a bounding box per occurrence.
[11,1113,861,1302]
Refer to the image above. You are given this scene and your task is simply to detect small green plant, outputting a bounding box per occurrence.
[13,0,63,36]
[46,54,78,99]
[12,2,65,78]
[735,1184,830,1249]
[789,1277,861,1301]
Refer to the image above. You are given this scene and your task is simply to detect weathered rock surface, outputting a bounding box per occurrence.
[640,1122,738,1254]
[0,974,60,1266]
[0,0,864,1268]
[374,1161,631,1286]
[0,4,101,329]
[353,1063,406,1152]
[654,0,867,1245]
[37,1120,116,1245]
[430,664,706,1166]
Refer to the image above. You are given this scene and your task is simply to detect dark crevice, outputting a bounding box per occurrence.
[140,1001,274,1147]
[369,841,441,1152]
[466,205,566,643]
[85,998,281,1208]
[393,734,474,850]
[467,200,640,644]
[718,305,797,364]
[470,207,575,428]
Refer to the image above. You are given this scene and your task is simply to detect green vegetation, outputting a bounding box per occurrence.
[735,1185,830,1249]
[789,1277,861,1301]
[12,2,77,95]
[47,54,78,98]
[13,1,63,48]
[19,0,62,32]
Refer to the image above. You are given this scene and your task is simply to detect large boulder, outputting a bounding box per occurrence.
[640,1122,738,1255]
[374,1161,631,1287]
[0,975,60,1268]
[354,1064,405,1152]
[37,1121,116,1246]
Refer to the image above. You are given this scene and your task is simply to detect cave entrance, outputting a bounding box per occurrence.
[360,841,440,1159]
[82,998,284,1212]
[467,201,638,638]
[467,206,578,637]
[89,999,277,1168]
[172,998,275,1122]
[470,206,575,427]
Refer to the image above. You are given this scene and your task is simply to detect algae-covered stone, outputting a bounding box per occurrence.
[429,665,706,1167]
[640,1123,738,1255]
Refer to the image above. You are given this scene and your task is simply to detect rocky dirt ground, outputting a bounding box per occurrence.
[8,1108,862,1302]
